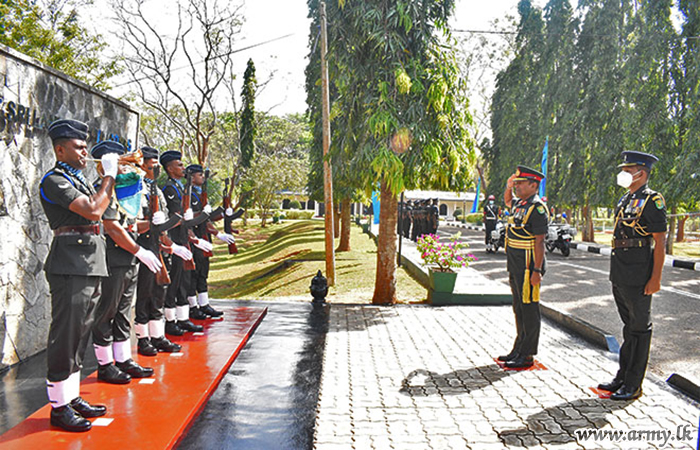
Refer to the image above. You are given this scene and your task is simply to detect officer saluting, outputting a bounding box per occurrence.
[39,119,119,432]
[498,166,548,369]
[598,151,666,400]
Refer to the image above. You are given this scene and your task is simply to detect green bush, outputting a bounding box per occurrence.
[453,208,463,217]
[285,210,314,220]
[464,213,482,224]
[288,200,302,210]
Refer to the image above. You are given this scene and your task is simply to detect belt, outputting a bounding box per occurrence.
[126,224,136,233]
[53,224,101,236]
[613,237,651,248]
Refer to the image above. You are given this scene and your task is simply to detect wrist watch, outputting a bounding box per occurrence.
[532,267,543,274]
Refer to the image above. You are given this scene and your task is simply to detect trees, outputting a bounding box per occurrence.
[247,154,308,227]
[308,0,475,304]
[240,59,257,168]
[0,0,119,89]
[114,0,243,165]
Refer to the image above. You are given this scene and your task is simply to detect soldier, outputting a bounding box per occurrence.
[429,198,440,234]
[134,147,190,355]
[402,200,412,239]
[91,142,159,384]
[39,119,118,432]
[498,166,548,369]
[185,164,231,319]
[160,150,204,335]
[598,151,666,401]
[483,195,500,250]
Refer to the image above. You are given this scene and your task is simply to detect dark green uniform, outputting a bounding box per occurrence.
[40,164,109,383]
[162,177,190,318]
[610,185,666,391]
[188,187,209,298]
[92,194,138,351]
[505,194,548,357]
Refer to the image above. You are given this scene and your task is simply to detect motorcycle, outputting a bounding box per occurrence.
[486,220,506,253]
[546,223,574,256]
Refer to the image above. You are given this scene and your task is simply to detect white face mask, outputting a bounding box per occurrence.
[616,170,641,188]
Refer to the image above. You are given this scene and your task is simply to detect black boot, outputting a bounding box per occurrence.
[504,355,534,369]
[165,320,185,336]
[497,350,518,362]
[151,336,182,353]
[177,319,203,333]
[190,306,208,320]
[116,359,154,378]
[137,338,158,357]
[70,397,107,418]
[97,363,131,384]
[610,385,642,401]
[598,378,624,392]
[200,304,224,318]
[50,405,92,432]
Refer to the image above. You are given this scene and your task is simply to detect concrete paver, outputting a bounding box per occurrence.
[314,304,699,449]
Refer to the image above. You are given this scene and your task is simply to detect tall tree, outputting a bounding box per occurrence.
[319,0,475,304]
[113,0,243,164]
[240,58,258,168]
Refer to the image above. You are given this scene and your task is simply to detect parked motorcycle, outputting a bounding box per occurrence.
[486,220,506,253]
[546,223,574,256]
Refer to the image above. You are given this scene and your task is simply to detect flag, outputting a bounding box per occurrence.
[539,137,549,198]
[115,172,143,219]
[371,190,380,225]
[470,176,481,213]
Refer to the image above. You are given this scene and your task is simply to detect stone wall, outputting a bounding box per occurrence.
[0,45,139,371]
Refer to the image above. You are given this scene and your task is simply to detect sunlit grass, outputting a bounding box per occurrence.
[208,219,426,303]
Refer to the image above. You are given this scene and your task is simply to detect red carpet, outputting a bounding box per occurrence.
[0,306,267,449]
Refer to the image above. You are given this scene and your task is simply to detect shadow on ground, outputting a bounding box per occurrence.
[399,365,517,396]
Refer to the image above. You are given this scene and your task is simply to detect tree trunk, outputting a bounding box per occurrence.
[333,202,341,239]
[337,197,351,252]
[666,205,676,255]
[372,179,398,305]
[581,204,595,242]
[677,216,687,243]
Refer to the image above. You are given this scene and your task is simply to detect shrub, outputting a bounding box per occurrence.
[464,213,482,224]
[416,233,476,272]
[453,208,463,217]
[288,200,302,210]
[285,210,314,220]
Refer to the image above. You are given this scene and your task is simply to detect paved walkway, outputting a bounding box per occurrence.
[314,304,699,449]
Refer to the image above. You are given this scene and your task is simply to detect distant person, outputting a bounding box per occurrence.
[598,151,666,401]
[498,166,548,369]
[483,195,500,250]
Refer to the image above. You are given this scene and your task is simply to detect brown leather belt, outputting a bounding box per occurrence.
[53,224,101,236]
[613,237,651,249]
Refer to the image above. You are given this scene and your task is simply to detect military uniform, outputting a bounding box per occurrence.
[402,203,412,239]
[502,166,548,367]
[602,151,667,400]
[429,200,440,234]
[39,119,112,432]
[483,200,499,246]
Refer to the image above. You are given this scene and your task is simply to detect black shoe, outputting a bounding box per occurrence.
[598,378,624,392]
[70,397,107,418]
[116,359,154,378]
[137,338,158,356]
[190,307,208,320]
[50,405,92,432]
[200,304,224,318]
[97,363,131,385]
[151,336,182,353]
[505,355,534,369]
[177,319,203,332]
[497,351,518,362]
[165,320,185,336]
[610,385,642,401]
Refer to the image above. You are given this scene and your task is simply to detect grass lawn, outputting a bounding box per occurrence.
[590,231,700,260]
[208,219,427,303]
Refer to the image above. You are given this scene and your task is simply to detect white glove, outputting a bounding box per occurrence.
[203,204,212,214]
[216,232,235,244]
[183,208,194,221]
[193,238,214,252]
[152,211,166,226]
[134,247,162,273]
[101,153,120,178]
[225,207,234,217]
[171,243,193,261]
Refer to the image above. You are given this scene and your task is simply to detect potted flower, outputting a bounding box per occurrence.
[416,233,475,297]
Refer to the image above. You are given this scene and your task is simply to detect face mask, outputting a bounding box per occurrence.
[617,170,641,188]
[489,201,494,205]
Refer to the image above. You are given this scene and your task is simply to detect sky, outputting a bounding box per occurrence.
[91,0,546,117]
